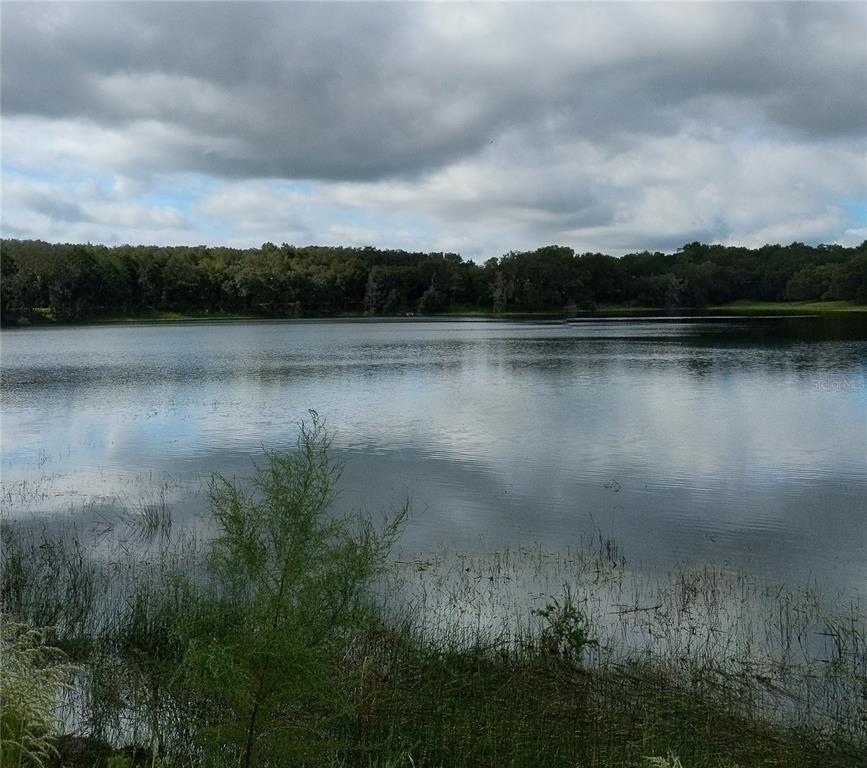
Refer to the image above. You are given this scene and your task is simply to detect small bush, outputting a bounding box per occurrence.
[533,584,597,662]
[165,412,406,766]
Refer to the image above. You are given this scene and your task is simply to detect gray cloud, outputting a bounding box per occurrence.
[3,2,865,182]
[1,2,865,254]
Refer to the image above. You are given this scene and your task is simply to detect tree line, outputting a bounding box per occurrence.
[1,238,865,322]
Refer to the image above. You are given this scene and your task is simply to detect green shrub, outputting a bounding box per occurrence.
[533,584,597,662]
[165,413,406,766]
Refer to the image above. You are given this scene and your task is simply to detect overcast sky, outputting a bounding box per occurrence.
[2,1,865,259]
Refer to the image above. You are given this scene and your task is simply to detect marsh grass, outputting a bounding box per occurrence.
[384,548,866,766]
[0,525,97,643]
[128,489,173,540]
[395,544,866,737]
[1,419,865,767]
[0,623,77,767]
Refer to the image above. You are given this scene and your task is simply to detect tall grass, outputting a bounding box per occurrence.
[1,416,864,766]
[394,545,866,741]
[0,623,76,767]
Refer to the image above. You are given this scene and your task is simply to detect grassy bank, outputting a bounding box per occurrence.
[704,299,867,315]
[2,420,865,767]
[572,300,867,316]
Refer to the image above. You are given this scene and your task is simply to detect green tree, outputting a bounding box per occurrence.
[160,253,205,310]
[417,281,448,314]
[785,263,836,301]
[363,267,384,315]
[47,245,101,319]
[827,252,867,303]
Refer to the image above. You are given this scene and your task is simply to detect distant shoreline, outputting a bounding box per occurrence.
[5,300,867,328]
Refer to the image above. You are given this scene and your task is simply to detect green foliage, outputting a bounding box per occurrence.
[533,585,597,662]
[3,238,865,322]
[167,413,406,766]
[785,263,837,301]
[827,253,867,303]
[417,282,448,314]
[0,622,76,767]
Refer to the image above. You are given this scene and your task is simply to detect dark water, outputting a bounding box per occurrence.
[2,317,866,597]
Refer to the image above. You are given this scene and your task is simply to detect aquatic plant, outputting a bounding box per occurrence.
[533,583,598,662]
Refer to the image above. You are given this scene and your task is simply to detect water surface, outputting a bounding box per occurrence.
[2,317,865,597]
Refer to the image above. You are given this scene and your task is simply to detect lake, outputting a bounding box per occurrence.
[2,317,865,599]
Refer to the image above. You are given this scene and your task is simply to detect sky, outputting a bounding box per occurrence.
[2,1,866,260]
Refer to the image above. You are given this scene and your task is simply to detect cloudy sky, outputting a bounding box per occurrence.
[2,1,865,259]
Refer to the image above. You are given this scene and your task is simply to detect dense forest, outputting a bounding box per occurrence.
[1,238,866,322]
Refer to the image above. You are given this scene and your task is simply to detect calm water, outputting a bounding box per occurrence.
[2,317,866,597]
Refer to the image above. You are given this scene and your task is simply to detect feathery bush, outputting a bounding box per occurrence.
[0,622,75,767]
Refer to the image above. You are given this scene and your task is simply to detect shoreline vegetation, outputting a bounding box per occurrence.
[2,238,866,326]
[5,299,867,328]
[1,418,865,767]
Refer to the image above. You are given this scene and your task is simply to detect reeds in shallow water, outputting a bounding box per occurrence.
[1,420,864,766]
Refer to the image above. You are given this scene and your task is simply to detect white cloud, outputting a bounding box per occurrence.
[2,2,864,254]
[1,173,194,245]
